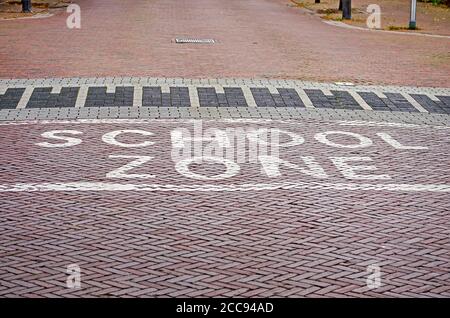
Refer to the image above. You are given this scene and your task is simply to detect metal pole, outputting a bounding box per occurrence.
[22,0,32,13]
[409,0,417,29]
[342,0,351,20]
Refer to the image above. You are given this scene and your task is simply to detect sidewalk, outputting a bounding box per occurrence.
[0,0,449,87]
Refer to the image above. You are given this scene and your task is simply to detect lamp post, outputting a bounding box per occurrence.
[342,0,351,20]
[409,0,417,29]
[22,0,32,13]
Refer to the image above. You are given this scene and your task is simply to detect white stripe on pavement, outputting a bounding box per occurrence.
[348,91,372,111]
[0,182,449,193]
[295,88,314,108]
[401,93,428,113]
[17,87,34,109]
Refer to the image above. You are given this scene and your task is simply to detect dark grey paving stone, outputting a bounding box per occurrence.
[305,89,362,110]
[85,86,134,107]
[410,94,450,114]
[143,86,190,107]
[26,87,80,109]
[358,92,390,111]
[0,88,25,109]
[384,92,418,112]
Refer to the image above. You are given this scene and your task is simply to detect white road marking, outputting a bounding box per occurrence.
[330,157,391,181]
[175,156,240,181]
[17,87,34,109]
[0,86,7,95]
[374,91,387,99]
[51,86,62,94]
[75,86,88,108]
[348,91,372,111]
[0,118,449,130]
[315,131,373,149]
[267,86,278,95]
[133,86,143,107]
[161,85,170,94]
[107,155,155,179]
[214,85,225,94]
[36,130,83,148]
[295,88,314,108]
[106,85,116,94]
[401,93,428,113]
[241,86,257,107]
[102,130,154,148]
[188,85,200,108]
[0,181,449,193]
[376,132,428,150]
[427,94,440,102]
[322,89,333,96]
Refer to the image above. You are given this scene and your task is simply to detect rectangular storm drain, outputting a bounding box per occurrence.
[175,38,215,44]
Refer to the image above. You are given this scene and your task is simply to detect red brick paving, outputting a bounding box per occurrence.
[0,0,449,87]
[0,119,449,297]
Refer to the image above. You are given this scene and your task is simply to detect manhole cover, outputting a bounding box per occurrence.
[175,38,216,44]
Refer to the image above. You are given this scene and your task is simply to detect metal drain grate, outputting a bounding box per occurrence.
[175,38,215,44]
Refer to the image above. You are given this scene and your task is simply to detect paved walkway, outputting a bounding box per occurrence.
[0,0,449,86]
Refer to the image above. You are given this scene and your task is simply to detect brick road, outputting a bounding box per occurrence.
[1,0,450,299]
[0,0,449,86]
[0,117,449,297]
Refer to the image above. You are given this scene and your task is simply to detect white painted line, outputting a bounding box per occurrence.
[241,86,257,108]
[17,87,34,109]
[214,85,225,94]
[374,91,387,99]
[322,89,333,96]
[188,85,200,108]
[161,85,170,94]
[337,120,450,130]
[0,117,448,130]
[267,86,278,95]
[106,85,116,94]
[133,86,143,107]
[295,88,314,108]
[0,86,8,94]
[426,94,440,102]
[51,86,62,94]
[401,93,428,113]
[335,82,355,86]
[75,86,88,108]
[0,182,449,193]
[348,91,372,111]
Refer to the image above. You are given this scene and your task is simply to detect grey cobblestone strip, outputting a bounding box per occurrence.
[1,77,449,117]
[1,106,450,127]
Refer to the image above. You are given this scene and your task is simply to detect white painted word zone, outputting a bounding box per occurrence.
[35,126,428,182]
